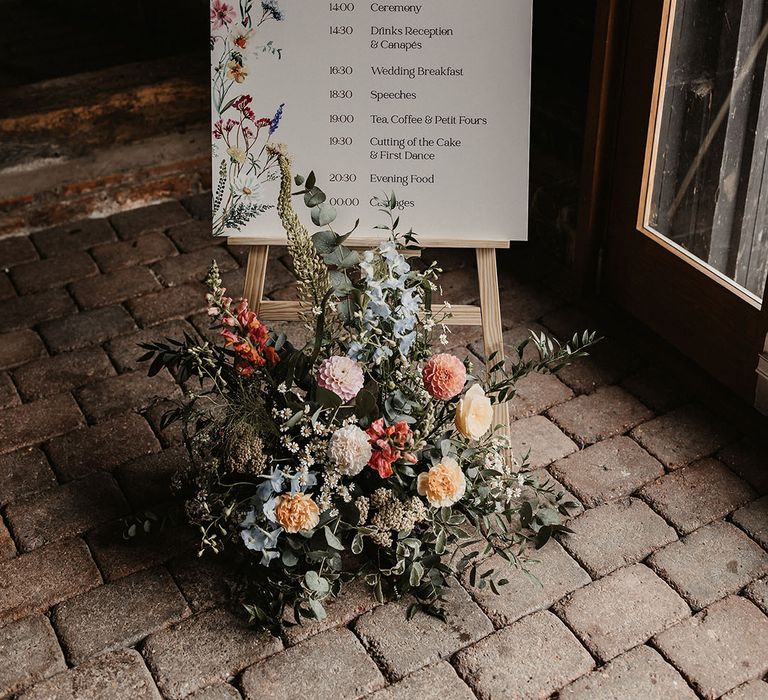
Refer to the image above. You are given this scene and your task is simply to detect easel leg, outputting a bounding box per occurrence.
[243,245,270,315]
[476,248,512,453]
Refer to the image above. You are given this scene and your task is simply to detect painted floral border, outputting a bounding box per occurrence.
[210,0,286,234]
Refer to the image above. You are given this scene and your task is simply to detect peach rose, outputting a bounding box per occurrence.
[455,384,493,440]
[274,493,320,533]
[422,353,467,400]
[417,457,467,507]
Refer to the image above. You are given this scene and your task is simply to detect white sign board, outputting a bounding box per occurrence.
[210,0,531,245]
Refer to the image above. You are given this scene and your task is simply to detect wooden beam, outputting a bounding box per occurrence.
[258,300,482,326]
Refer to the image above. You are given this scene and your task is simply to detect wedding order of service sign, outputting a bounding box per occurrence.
[210,0,533,244]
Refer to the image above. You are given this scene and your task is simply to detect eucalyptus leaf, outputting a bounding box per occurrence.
[308,598,326,620]
[304,186,326,207]
[324,526,345,551]
[312,230,338,254]
[311,202,337,227]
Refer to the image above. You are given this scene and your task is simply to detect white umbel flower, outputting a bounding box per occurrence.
[327,424,372,476]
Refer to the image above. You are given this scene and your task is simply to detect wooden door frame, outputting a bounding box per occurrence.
[574,0,768,405]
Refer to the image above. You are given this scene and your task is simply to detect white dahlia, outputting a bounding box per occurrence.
[328,424,372,476]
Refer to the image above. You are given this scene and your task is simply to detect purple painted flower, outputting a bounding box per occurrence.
[269,103,285,135]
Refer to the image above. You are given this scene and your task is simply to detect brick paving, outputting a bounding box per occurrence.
[0,197,767,699]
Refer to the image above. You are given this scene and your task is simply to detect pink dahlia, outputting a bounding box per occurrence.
[422,353,467,400]
[317,356,365,403]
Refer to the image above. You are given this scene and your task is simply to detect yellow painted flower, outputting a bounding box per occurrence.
[274,493,320,533]
[417,457,466,507]
[455,383,493,440]
[227,146,246,164]
[227,59,248,83]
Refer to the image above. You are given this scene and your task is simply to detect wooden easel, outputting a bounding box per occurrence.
[232,239,511,440]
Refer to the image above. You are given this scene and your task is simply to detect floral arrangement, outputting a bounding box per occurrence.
[141,145,596,632]
[210,0,286,234]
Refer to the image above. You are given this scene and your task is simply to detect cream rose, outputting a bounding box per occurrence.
[274,493,320,533]
[455,383,494,440]
[416,457,467,507]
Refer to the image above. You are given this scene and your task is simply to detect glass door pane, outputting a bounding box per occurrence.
[644,0,768,301]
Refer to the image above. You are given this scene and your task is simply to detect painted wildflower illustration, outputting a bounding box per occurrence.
[210,0,285,234]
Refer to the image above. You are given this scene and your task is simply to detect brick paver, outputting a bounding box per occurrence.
[653,596,768,699]
[10,252,98,294]
[0,393,84,454]
[0,447,57,507]
[462,539,590,627]
[508,371,574,419]
[506,415,577,468]
[3,199,768,699]
[550,435,664,507]
[282,576,380,645]
[12,346,115,400]
[368,662,475,700]
[241,628,385,700]
[165,219,222,253]
[111,201,190,239]
[70,267,161,309]
[0,517,15,561]
[126,283,208,327]
[718,437,768,494]
[115,446,187,508]
[85,519,195,582]
[0,615,66,698]
[558,644,697,699]
[621,365,688,413]
[167,553,232,614]
[548,385,653,445]
[38,305,137,354]
[0,538,101,625]
[91,231,178,273]
[722,680,768,699]
[105,319,198,373]
[5,472,129,551]
[732,495,768,548]
[186,684,242,700]
[17,649,161,700]
[143,608,282,700]
[31,218,116,257]
[0,372,19,409]
[354,579,492,681]
[0,288,76,333]
[745,576,768,614]
[0,329,46,370]
[554,563,689,661]
[151,247,237,288]
[639,458,757,534]
[53,567,189,664]
[46,412,160,480]
[454,610,594,699]
[632,404,737,470]
[0,234,38,267]
[647,520,768,610]
[560,498,677,577]
[75,371,180,422]
[556,339,638,395]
